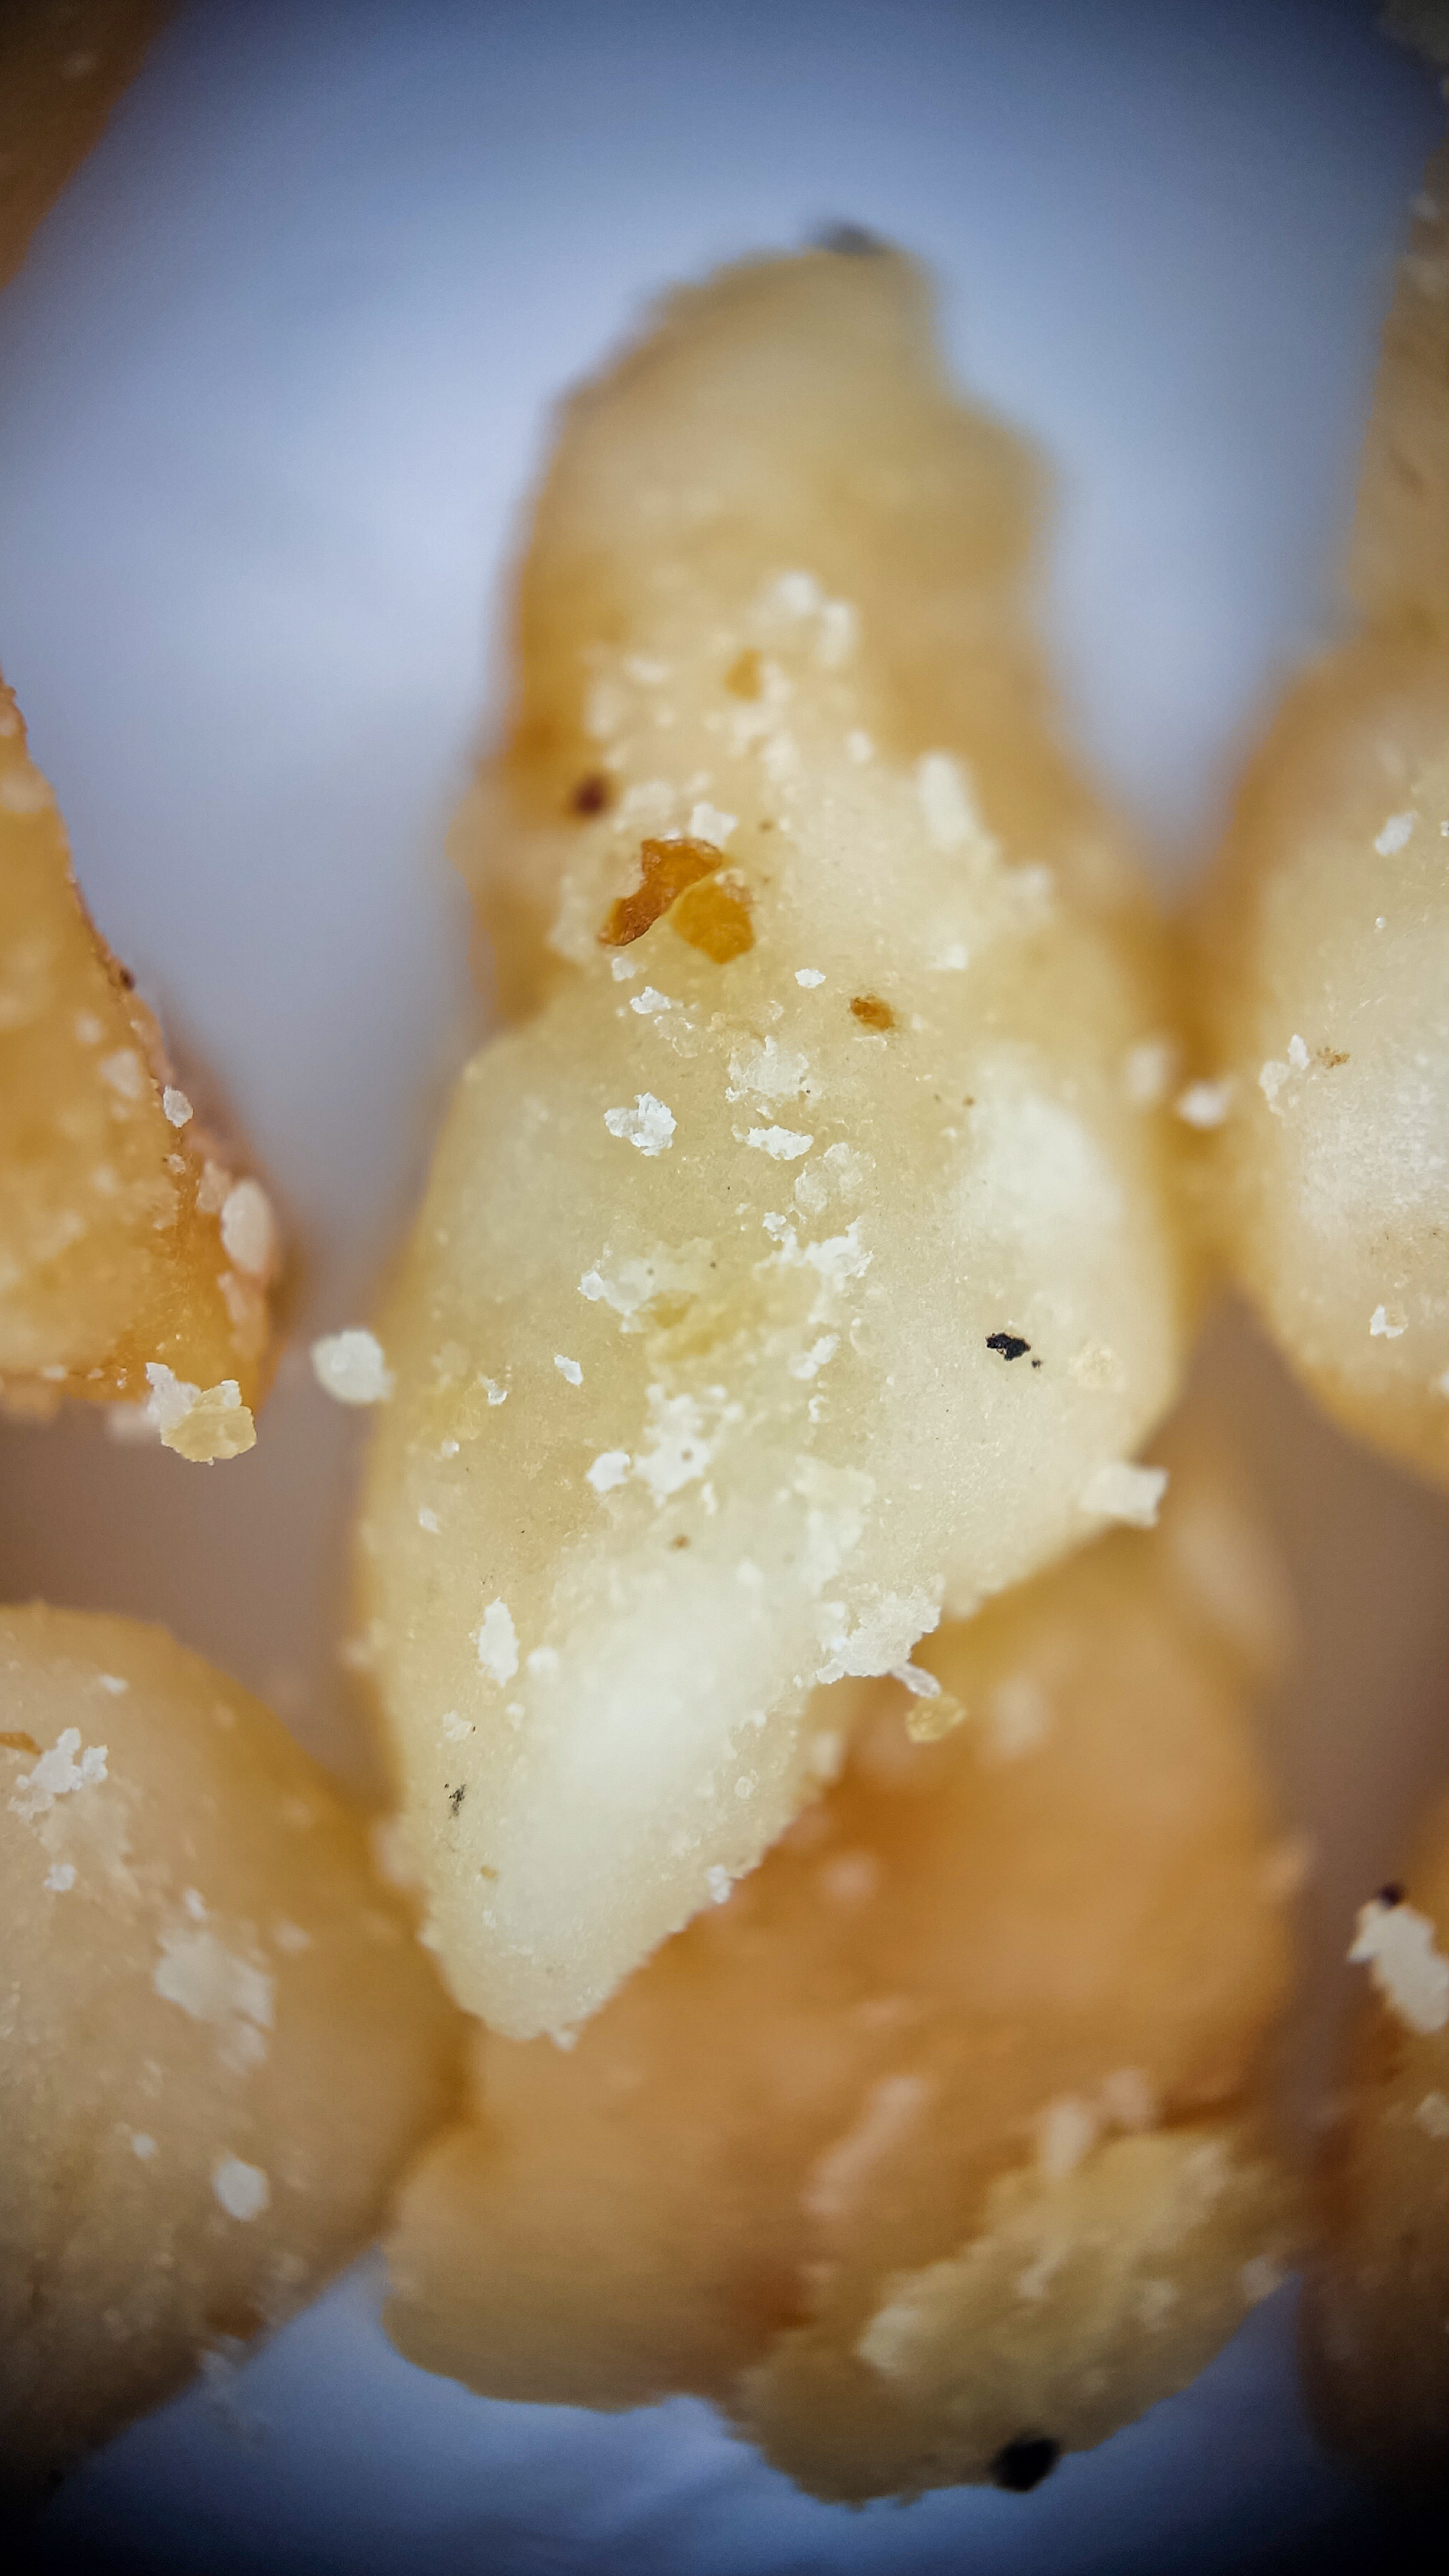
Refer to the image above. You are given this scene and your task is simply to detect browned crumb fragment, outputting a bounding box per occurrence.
[0,1,172,295]
[0,676,278,1449]
[725,647,764,700]
[598,835,723,947]
[850,993,896,1031]
[670,873,754,962]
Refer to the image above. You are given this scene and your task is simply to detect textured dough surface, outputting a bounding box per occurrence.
[361,247,1193,2039]
[0,1605,459,2504]
[0,679,276,1452]
[1301,1804,1449,2496]
[1196,161,1449,1487]
[384,1440,1298,2498]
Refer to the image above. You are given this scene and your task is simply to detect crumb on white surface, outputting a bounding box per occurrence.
[1080,1460,1168,1527]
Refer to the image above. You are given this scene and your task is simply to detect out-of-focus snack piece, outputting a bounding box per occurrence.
[361,247,1194,2040]
[0,679,277,1455]
[1195,153,1449,1487]
[384,1443,1300,2499]
[1301,1808,1449,2497]
[0,1605,459,2505]
[0,1,170,296]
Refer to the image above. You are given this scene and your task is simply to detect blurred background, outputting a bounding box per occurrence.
[1,1,1447,2568]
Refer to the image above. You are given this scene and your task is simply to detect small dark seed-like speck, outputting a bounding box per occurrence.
[815,221,889,257]
[990,2435,1060,2494]
[986,1332,1031,1363]
[448,1783,466,1817]
[1377,1882,1406,1908]
[570,772,612,816]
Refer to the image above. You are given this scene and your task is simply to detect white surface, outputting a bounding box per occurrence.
[1,0,1445,2565]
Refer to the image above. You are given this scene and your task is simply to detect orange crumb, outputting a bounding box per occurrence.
[599,837,723,947]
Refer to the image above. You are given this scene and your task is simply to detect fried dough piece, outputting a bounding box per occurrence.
[1195,155,1449,1487]
[1300,1808,1449,2498]
[361,248,1194,2039]
[0,679,276,1455]
[384,1445,1299,2499]
[0,1,170,296]
[0,1605,459,2505]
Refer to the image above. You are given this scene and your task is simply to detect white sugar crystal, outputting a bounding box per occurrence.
[10,1727,108,1822]
[795,967,825,987]
[1081,1460,1169,1527]
[554,1354,583,1385]
[219,1178,276,1279]
[44,1862,76,1892]
[441,1710,471,1742]
[311,1329,394,1405]
[768,568,824,618]
[96,1673,129,1695]
[604,1093,676,1155]
[629,987,673,1015]
[915,750,979,852]
[1175,1079,1233,1129]
[131,2132,157,2160]
[144,1362,201,1436]
[1259,1059,1289,1111]
[98,1048,146,1101]
[212,2156,270,2223]
[1349,1894,1449,2034]
[688,800,736,845]
[1370,1304,1406,1339]
[477,1600,519,1685]
[746,1125,814,1160]
[154,1928,274,2039]
[1375,811,1415,855]
[418,1507,440,1534]
[1287,1033,1311,1072]
[705,1863,732,1905]
[890,1662,941,1699]
[1414,2091,1449,2140]
[162,1086,193,1127]
[586,1450,631,1495]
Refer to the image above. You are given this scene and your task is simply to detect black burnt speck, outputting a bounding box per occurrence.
[987,1332,1031,1364]
[448,1783,467,1817]
[1377,1882,1406,1908]
[990,2435,1061,2493]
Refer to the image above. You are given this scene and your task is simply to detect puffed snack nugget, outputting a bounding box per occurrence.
[384,1434,1301,2500]
[360,242,1196,2041]
[1300,1805,1449,2499]
[0,1605,459,2505]
[0,680,278,1455]
[1194,149,1449,1487]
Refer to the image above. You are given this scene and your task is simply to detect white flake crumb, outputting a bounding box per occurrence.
[1414,2091,1449,2140]
[154,1930,273,2049]
[688,800,736,846]
[586,1449,631,1495]
[219,1179,276,1279]
[212,2156,270,2223]
[162,1086,193,1127]
[310,1328,394,1405]
[788,1333,838,1381]
[483,1378,508,1406]
[441,1709,471,1742]
[795,967,825,987]
[554,1354,583,1385]
[476,1600,519,1685]
[1350,1894,1449,2034]
[1241,2254,1287,2306]
[527,1646,560,1680]
[931,941,970,971]
[629,986,674,1015]
[1370,1304,1406,1339]
[746,1124,814,1160]
[1081,1460,1169,1527]
[1287,1033,1310,1072]
[98,1048,146,1101]
[609,951,643,982]
[915,750,984,853]
[889,1663,941,1699]
[96,1672,128,1695]
[1122,1037,1176,1108]
[845,728,874,764]
[1375,811,1415,855]
[604,1093,676,1155]
[131,2132,157,2160]
[44,1862,76,1892]
[1175,1078,1233,1129]
[768,568,824,619]
[1036,2094,1101,2184]
[1259,1059,1290,1111]
[418,1507,440,1534]
[705,1863,732,1905]
[10,1727,108,1822]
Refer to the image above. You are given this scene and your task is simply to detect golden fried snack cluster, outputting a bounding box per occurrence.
[384,1442,1298,2499]
[0,682,276,1455]
[0,1607,459,2504]
[1195,154,1449,1489]
[361,247,1194,2044]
